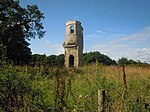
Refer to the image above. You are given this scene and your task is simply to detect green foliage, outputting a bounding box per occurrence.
[0,65,31,111]
[31,54,46,66]
[30,51,117,67]
[45,55,57,66]
[118,57,149,66]
[0,44,7,65]
[0,63,46,111]
[0,0,45,64]
[55,54,65,66]
[118,58,133,65]
[31,54,64,66]
[30,52,150,68]
[0,58,150,111]
[83,51,117,65]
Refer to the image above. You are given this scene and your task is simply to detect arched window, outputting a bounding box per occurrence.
[70,26,75,34]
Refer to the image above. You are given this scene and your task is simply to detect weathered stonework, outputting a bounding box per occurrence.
[63,20,83,68]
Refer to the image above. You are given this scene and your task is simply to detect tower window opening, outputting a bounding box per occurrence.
[70,26,75,34]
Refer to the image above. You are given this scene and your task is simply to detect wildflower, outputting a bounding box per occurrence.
[79,94,82,98]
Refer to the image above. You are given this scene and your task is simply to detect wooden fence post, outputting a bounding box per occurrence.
[121,65,127,109]
[98,89,106,112]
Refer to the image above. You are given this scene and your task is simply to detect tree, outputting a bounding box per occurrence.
[31,54,46,66]
[83,51,117,65]
[118,58,128,65]
[45,55,57,66]
[128,59,137,65]
[118,58,138,65]
[30,54,64,66]
[55,54,64,66]
[0,0,45,64]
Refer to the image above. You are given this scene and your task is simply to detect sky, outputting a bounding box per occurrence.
[20,0,150,63]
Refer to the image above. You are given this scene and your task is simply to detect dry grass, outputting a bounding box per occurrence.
[68,64,150,111]
[1,64,149,111]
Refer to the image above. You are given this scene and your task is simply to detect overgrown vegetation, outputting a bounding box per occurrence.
[0,60,150,111]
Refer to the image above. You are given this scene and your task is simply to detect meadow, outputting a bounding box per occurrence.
[0,63,150,112]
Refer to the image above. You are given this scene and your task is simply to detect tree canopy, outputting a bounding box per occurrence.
[118,57,149,66]
[83,51,117,65]
[0,0,45,64]
[30,51,117,66]
[30,54,65,66]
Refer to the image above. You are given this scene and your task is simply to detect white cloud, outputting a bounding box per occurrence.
[87,29,127,39]
[88,27,150,63]
[92,44,109,54]
[131,48,150,63]
[96,30,109,34]
[87,33,97,38]
[97,30,103,33]
[45,40,64,55]
[114,27,150,42]
[112,33,127,37]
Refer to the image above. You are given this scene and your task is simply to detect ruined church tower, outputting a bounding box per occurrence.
[63,20,83,68]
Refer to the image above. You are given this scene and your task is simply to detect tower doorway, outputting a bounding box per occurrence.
[69,55,74,67]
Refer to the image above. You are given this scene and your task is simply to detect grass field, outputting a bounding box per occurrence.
[0,63,150,111]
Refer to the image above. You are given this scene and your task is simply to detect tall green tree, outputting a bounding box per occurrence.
[0,0,45,64]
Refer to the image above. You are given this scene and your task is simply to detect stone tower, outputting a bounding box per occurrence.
[63,20,83,68]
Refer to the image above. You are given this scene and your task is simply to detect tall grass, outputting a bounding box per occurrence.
[0,63,150,111]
